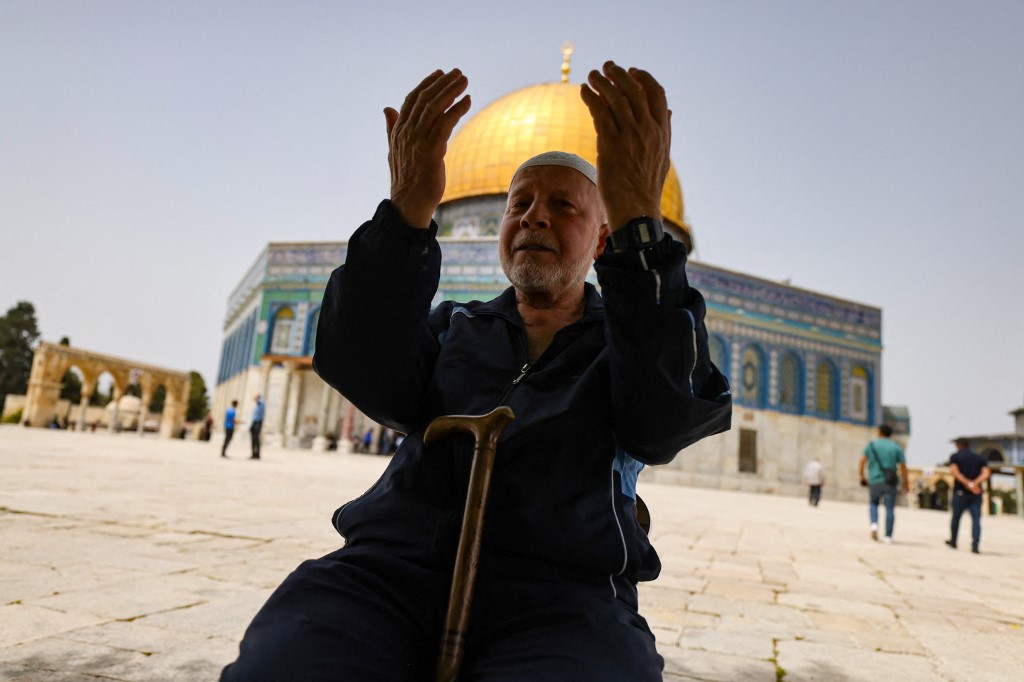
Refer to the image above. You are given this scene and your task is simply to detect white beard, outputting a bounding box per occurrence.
[502,241,596,295]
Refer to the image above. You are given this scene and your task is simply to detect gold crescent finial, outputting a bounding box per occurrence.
[561,41,575,83]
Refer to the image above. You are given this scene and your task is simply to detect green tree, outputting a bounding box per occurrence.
[90,381,112,406]
[150,385,166,413]
[0,301,41,412]
[60,369,82,403]
[187,371,209,421]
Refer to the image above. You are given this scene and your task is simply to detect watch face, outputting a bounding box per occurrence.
[612,218,663,249]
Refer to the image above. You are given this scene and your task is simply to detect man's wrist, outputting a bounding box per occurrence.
[608,216,665,252]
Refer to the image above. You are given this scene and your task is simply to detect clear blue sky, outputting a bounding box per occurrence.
[2,1,1022,465]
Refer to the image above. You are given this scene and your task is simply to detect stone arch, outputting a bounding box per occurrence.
[981,446,1006,464]
[738,343,767,408]
[813,358,839,419]
[777,351,803,414]
[23,341,190,439]
[709,334,729,382]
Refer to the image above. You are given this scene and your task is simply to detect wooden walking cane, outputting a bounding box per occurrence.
[424,405,515,682]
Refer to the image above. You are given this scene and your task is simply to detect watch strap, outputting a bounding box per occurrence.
[608,217,665,251]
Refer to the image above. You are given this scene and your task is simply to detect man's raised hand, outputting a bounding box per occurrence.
[580,61,671,232]
[385,69,471,229]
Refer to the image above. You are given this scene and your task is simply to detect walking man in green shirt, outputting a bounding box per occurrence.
[859,424,909,543]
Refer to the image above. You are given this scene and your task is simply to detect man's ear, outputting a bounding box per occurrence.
[594,224,611,258]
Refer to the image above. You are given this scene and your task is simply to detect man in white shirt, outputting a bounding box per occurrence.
[802,457,825,506]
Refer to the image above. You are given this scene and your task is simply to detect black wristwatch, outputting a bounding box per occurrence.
[608,216,664,251]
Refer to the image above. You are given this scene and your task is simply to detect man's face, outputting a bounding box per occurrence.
[499,166,609,296]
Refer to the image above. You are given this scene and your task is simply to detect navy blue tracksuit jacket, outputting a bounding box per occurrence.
[223,199,731,681]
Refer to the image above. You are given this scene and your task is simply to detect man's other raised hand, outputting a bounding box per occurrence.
[385,69,471,229]
[580,61,671,232]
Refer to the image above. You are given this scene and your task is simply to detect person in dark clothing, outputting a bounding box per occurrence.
[222,62,731,681]
[945,437,991,553]
[221,400,238,457]
[249,394,264,460]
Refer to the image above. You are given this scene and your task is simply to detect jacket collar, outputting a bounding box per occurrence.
[476,283,605,326]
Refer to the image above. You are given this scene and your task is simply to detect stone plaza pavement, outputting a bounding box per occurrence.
[2,426,1023,681]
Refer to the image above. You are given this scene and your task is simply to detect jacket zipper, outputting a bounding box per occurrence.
[497,362,531,406]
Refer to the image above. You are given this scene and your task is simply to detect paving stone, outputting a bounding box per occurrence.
[662,647,777,681]
[776,639,945,681]
[4,426,1024,680]
[0,604,109,649]
[703,579,778,603]
[679,628,775,660]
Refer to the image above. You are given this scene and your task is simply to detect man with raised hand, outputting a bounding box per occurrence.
[223,62,731,681]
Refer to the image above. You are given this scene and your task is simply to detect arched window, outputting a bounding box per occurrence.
[739,345,766,407]
[815,360,837,419]
[270,307,295,354]
[304,307,321,356]
[709,335,729,382]
[778,352,802,413]
[849,365,870,422]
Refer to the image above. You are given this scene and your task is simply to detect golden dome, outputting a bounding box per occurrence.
[441,81,688,238]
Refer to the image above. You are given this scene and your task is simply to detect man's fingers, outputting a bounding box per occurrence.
[580,83,618,137]
[436,94,472,142]
[586,69,633,131]
[408,68,466,129]
[603,62,647,124]
[383,107,399,139]
[630,68,669,125]
[398,70,444,125]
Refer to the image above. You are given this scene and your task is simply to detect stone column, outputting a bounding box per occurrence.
[138,395,151,438]
[108,388,123,433]
[78,380,94,433]
[312,380,332,451]
[158,380,188,439]
[272,363,293,448]
[260,358,273,400]
[286,367,304,448]
[327,389,342,444]
[338,401,355,455]
[1015,468,1024,520]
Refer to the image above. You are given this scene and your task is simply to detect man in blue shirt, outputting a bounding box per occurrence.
[249,394,265,460]
[858,424,908,543]
[945,438,990,554]
[221,400,238,458]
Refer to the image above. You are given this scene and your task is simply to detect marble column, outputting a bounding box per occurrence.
[1015,468,1024,520]
[108,389,123,433]
[78,390,92,433]
[338,401,355,455]
[312,381,332,451]
[272,363,293,448]
[286,367,303,448]
[138,399,150,437]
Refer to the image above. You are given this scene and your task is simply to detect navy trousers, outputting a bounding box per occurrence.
[221,545,663,681]
[950,490,982,549]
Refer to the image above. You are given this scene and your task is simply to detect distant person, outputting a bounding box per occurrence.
[802,456,825,506]
[859,424,908,543]
[945,437,990,554]
[377,428,392,456]
[222,400,238,458]
[361,428,372,453]
[249,394,265,460]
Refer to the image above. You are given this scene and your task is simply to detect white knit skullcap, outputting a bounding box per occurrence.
[512,151,597,185]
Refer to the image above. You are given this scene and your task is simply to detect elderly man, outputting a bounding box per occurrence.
[222,62,731,681]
